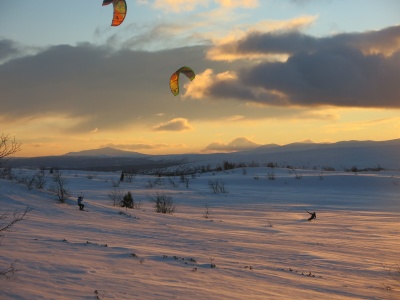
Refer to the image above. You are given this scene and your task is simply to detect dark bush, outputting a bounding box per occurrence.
[122,191,134,209]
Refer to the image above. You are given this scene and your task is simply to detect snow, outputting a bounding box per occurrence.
[1,166,400,299]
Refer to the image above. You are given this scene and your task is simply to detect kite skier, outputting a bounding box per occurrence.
[306,209,316,221]
[78,195,85,211]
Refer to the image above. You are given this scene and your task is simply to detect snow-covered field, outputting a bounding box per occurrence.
[1,167,400,299]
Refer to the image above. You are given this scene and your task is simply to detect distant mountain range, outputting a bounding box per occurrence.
[64,147,148,158]
[230,138,400,170]
[7,138,400,171]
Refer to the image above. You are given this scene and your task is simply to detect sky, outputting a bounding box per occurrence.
[0,0,400,157]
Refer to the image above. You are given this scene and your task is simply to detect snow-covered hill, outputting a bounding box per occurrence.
[1,166,400,299]
[230,139,400,170]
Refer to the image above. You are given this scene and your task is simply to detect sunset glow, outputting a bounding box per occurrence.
[1,0,399,157]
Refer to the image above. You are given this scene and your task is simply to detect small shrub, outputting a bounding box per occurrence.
[223,161,236,171]
[151,192,175,214]
[267,172,276,180]
[322,166,335,171]
[87,173,97,180]
[121,191,134,208]
[200,164,212,173]
[288,168,302,179]
[208,179,228,194]
[183,177,190,188]
[123,170,136,182]
[248,161,259,167]
[13,170,28,185]
[146,177,164,188]
[145,179,154,188]
[168,177,178,188]
[109,188,124,206]
[22,171,47,190]
[33,171,46,189]
[0,166,12,180]
[25,175,36,190]
[204,203,212,219]
[210,257,216,268]
[111,178,120,187]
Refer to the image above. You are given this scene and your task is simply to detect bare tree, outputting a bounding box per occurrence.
[0,206,32,278]
[0,133,21,166]
[151,192,175,214]
[0,134,28,278]
[109,187,124,206]
[0,206,31,239]
[48,170,71,203]
[123,169,136,182]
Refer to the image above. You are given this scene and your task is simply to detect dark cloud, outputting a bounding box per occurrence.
[0,42,218,131]
[241,47,400,107]
[203,137,261,152]
[3,24,398,134]
[3,40,284,133]
[0,39,22,62]
[207,78,286,105]
[204,26,400,108]
[231,26,400,56]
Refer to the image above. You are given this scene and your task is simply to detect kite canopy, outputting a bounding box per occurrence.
[102,0,127,27]
[170,66,195,96]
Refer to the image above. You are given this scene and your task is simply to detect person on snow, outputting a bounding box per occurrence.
[306,210,316,221]
[78,196,84,211]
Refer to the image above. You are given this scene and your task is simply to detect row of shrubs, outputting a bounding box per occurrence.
[109,188,176,213]
[144,161,374,178]
[0,167,72,203]
[0,166,177,214]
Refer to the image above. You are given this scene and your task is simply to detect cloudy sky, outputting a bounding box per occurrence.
[1,0,399,157]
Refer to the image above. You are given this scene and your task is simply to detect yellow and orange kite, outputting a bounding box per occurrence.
[102,0,127,26]
[169,66,195,96]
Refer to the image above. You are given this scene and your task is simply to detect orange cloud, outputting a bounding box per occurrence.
[153,0,259,12]
[184,69,238,99]
[216,0,259,8]
[152,118,193,131]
